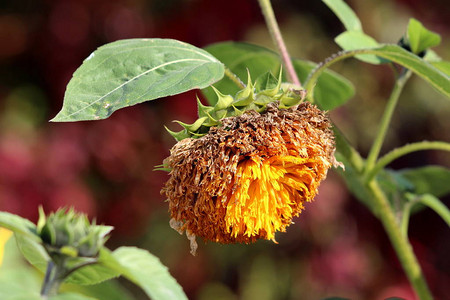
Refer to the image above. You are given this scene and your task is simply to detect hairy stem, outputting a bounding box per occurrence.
[364,70,412,175]
[224,67,246,89]
[368,181,433,300]
[258,0,301,87]
[365,141,450,182]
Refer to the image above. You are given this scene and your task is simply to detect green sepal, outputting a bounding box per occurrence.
[166,70,304,141]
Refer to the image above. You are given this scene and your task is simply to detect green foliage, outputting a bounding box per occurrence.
[406,18,441,55]
[399,166,450,198]
[334,31,382,64]
[51,39,224,122]
[106,247,188,300]
[167,71,306,140]
[0,209,187,299]
[322,0,362,31]
[0,211,39,241]
[203,42,355,110]
[15,232,49,273]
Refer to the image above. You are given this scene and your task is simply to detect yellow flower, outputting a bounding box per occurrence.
[162,102,336,254]
[0,228,13,266]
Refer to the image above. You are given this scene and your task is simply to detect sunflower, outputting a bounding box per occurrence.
[162,101,336,254]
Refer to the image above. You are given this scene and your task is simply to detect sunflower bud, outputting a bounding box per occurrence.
[37,207,112,258]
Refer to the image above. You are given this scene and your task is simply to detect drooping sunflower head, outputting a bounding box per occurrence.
[161,89,336,254]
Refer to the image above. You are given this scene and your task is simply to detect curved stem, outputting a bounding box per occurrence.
[364,70,412,176]
[406,193,450,228]
[365,141,450,182]
[368,181,433,300]
[224,67,246,89]
[258,0,301,87]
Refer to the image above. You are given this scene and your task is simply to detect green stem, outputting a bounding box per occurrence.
[406,193,450,228]
[40,261,65,297]
[224,67,246,89]
[401,201,413,237]
[258,0,301,87]
[366,141,450,181]
[368,180,433,300]
[364,70,412,176]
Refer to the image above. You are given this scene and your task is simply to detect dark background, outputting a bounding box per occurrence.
[0,0,449,299]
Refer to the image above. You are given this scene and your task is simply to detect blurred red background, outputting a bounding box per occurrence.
[0,0,449,299]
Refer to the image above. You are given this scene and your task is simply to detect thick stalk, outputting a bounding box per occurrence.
[258,0,301,87]
[364,70,412,175]
[368,180,433,300]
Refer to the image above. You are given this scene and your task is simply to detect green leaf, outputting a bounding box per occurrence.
[407,18,441,54]
[0,211,40,241]
[105,246,188,300]
[203,42,281,105]
[65,248,121,286]
[335,31,382,64]
[292,60,354,110]
[203,42,354,110]
[322,0,362,31]
[14,232,49,273]
[399,166,450,198]
[431,61,450,76]
[0,281,41,300]
[51,38,224,122]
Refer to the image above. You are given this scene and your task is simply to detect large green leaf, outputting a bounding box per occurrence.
[203,42,354,110]
[399,166,450,198]
[0,211,39,241]
[104,246,187,300]
[51,38,224,122]
[407,18,441,54]
[322,0,362,31]
[335,31,383,64]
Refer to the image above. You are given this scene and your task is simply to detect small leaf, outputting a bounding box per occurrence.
[0,212,39,241]
[407,18,441,55]
[104,246,188,300]
[335,31,383,64]
[322,0,362,31]
[399,166,450,198]
[51,39,224,122]
[14,232,49,273]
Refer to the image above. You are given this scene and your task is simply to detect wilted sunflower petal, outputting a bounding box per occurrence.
[161,102,335,253]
